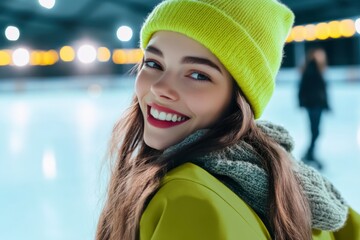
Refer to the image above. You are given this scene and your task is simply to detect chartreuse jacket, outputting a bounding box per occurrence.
[140,163,360,240]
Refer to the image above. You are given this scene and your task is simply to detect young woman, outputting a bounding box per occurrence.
[96,0,359,239]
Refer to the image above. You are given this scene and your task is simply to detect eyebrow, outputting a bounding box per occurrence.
[181,56,222,74]
[145,45,163,57]
[145,45,223,74]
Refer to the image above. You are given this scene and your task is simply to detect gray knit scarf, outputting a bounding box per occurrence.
[163,120,348,231]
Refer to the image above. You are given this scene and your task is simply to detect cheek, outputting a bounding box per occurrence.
[135,73,151,119]
[135,72,149,99]
[187,88,232,123]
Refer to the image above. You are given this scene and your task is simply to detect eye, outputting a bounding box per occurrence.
[144,60,162,70]
[189,72,211,81]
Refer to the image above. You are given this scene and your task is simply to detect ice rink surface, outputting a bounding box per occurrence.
[0,76,359,240]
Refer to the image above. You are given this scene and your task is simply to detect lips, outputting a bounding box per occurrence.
[147,103,189,128]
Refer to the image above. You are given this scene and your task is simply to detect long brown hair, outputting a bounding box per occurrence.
[96,81,312,240]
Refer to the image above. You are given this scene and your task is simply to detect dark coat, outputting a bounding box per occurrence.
[298,59,329,109]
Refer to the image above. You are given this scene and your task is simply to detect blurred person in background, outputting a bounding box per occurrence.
[96,1,359,240]
[298,48,330,170]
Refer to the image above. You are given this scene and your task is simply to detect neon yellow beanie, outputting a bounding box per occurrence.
[140,0,294,119]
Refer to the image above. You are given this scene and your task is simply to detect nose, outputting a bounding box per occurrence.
[150,73,179,101]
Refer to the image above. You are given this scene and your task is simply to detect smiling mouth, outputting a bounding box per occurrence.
[147,104,189,128]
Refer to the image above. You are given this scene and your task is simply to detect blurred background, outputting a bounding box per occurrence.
[0,0,359,239]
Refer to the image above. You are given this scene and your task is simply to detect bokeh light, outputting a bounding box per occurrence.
[112,49,143,64]
[29,50,59,66]
[0,50,12,66]
[128,49,143,63]
[328,21,341,39]
[77,45,97,64]
[356,18,360,34]
[60,46,75,62]
[97,47,111,62]
[47,50,59,65]
[38,0,56,9]
[304,24,317,41]
[117,26,133,42]
[315,22,330,40]
[292,26,306,42]
[30,51,43,66]
[112,49,127,64]
[12,48,30,67]
[5,26,20,41]
[340,19,356,37]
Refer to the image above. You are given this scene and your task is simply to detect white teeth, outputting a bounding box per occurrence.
[166,113,172,121]
[159,112,166,120]
[150,108,159,118]
[150,107,186,122]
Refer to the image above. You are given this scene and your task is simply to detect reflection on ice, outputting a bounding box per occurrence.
[42,149,57,180]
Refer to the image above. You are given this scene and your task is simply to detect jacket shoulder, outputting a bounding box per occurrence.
[140,163,270,240]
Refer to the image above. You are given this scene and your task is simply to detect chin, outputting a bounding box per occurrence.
[144,136,167,150]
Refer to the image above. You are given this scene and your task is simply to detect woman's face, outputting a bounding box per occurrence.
[136,31,233,150]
